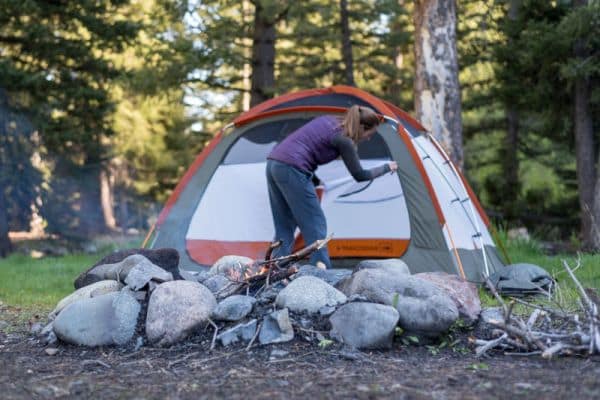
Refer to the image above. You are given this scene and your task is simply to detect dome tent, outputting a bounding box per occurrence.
[144,85,504,283]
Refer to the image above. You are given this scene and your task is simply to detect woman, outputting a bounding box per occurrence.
[266,105,398,269]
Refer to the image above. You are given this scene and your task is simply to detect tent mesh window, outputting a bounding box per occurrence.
[222,117,392,165]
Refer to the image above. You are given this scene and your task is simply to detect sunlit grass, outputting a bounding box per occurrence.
[0,253,100,311]
[0,235,143,312]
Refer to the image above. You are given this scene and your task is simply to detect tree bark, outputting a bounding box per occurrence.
[0,188,12,257]
[340,0,355,86]
[77,162,109,239]
[100,168,117,231]
[503,0,522,217]
[413,0,463,169]
[573,0,597,250]
[250,2,277,107]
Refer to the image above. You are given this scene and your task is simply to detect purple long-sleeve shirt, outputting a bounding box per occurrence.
[268,115,390,181]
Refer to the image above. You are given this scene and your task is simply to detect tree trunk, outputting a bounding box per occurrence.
[503,0,522,218]
[413,0,463,169]
[100,168,117,231]
[572,0,597,250]
[242,0,252,111]
[250,2,276,107]
[0,188,12,257]
[77,162,109,239]
[340,0,355,86]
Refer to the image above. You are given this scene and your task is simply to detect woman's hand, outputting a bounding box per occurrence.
[388,161,398,173]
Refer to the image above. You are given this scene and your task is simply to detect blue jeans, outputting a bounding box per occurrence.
[266,160,331,268]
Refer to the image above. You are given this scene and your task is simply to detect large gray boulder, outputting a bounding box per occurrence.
[75,248,180,288]
[275,276,346,314]
[212,295,256,321]
[330,302,399,349]
[339,268,458,336]
[53,291,140,347]
[49,280,123,320]
[145,281,216,346]
[414,272,481,324]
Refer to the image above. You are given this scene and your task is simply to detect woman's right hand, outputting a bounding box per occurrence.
[388,161,398,173]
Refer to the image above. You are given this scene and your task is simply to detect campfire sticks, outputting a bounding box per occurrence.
[214,236,332,300]
[476,259,600,358]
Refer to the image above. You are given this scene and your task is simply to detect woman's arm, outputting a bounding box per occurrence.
[331,134,392,181]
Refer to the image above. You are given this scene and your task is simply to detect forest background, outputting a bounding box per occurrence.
[0,0,598,258]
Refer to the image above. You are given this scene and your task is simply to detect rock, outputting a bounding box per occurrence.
[269,349,289,360]
[124,258,173,290]
[75,248,181,289]
[53,291,140,347]
[44,348,59,356]
[353,259,411,275]
[212,295,256,322]
[146,281,216,346]
[414,272,481,324]
[276,276,347,314]
[30,322,44,335]
[209,255,253,278]
[330,302,399,349]
[49,280,123,320]
[177,270,211,283]
[473,307,505,340]
[40,322,57,345]
[216,319,257,347]
[292,265,352,286]
[259,308,294,345]
[257,282,286,305]
[0,320,8,331]
[339,268,458,336]
[202,274,231,295]
[318,306,336,316]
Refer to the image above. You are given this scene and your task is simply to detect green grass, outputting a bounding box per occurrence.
[0,235,143,312]
[0,253,100,311]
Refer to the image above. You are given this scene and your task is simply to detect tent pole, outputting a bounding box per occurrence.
[444,223,466,279]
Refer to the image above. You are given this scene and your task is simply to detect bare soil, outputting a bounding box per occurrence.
[1,306,599,400]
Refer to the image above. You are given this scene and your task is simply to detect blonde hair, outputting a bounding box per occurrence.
[340,105,382,144]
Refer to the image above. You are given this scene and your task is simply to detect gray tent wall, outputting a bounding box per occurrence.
[149,111,504,283]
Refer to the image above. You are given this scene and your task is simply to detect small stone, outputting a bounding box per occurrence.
[259,309,294,345]
[212,295,256,322]
[217,319,258,347]
[319,306,336,316]
[30,322,44,335]
[269,349,289,360]
[45,348,59,356]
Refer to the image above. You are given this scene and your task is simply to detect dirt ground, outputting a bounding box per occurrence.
[1,306,599,400]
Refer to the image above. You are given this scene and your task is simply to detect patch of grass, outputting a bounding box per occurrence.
[0,234,144,312]
[0,253,100,311]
